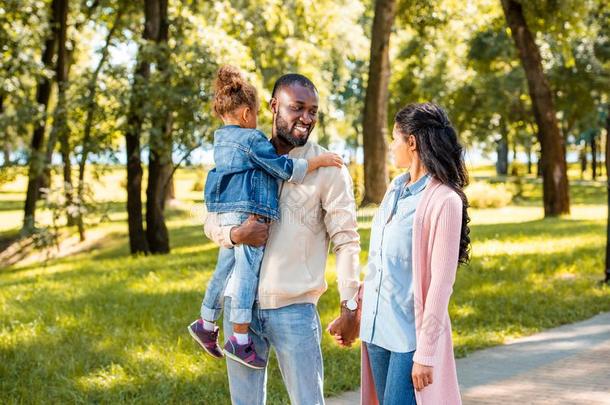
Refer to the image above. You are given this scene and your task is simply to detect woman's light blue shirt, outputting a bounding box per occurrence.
[360,172,430,353]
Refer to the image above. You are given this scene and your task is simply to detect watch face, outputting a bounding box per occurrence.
[346,299,357,311]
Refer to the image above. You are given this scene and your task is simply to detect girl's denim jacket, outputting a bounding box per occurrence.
[204,125,308,220]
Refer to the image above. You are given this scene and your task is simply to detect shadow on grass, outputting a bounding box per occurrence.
[0,199,23,211]
[1,194,608,402]
[0,276,303,403]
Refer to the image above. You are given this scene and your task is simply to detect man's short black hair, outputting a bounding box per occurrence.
[271,73,317,98]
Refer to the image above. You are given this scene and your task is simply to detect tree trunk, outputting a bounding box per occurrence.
[496,132,509,176]
[0,95,8,166]
[41,0,99,193]
[146,0,171,254]
[580,141,588,180]
[361,0,396,205]
[605,104,610,283]
[511,138,518,175]
[592,134,598,180]
[525,138,532,175]
[23,0,59,232]
[124,0,164,254]
[45,0,74,226]
[501,0,570,216]
[146,121,172,254]
[165,174,175,202]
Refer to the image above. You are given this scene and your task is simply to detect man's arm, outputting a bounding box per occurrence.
[320,165,361,301]
[204,212,269,248]
[320,165,361,346]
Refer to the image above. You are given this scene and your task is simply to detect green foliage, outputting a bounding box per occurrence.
[0,165,20,186]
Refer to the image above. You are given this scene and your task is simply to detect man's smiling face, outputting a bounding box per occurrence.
[271,84,319,147]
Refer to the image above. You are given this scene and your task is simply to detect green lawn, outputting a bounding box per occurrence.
[1,169,609,403]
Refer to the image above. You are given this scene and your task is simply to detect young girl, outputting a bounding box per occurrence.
[188,66,342,369]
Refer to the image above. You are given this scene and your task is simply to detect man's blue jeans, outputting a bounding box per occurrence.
[200,212,264,324]
[223,297,325,405]
[365,342,416,405]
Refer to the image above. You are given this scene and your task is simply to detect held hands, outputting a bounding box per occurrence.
[327,305,360,347]
[327,300,361,347]
[412,362,433,391]
[307,152,343,173]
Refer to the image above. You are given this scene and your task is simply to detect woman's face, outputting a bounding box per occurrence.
[390,123,416,169]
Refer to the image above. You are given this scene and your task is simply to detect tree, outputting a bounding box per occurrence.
[500,0,570,216]
[22,0,60,232]
[124,0,158,255]
[145,0,172,254]
[604,105,610,283]
[361,0,397,204]
[461,24,534,177]
[44,0,72,225]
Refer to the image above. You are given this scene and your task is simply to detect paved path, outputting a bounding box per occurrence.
[326,312,610,405]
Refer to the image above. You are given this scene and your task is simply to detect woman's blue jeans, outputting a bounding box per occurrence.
[366,342,417,405]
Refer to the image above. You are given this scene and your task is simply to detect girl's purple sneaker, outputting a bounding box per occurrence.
[223,336,266,369]
[188,319,224,359]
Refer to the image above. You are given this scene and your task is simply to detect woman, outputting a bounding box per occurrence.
[348,102,469,404]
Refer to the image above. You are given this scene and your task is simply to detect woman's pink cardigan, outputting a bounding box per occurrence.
[361,177,463,405]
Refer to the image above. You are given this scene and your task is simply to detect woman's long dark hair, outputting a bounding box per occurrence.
[395,102,471,265]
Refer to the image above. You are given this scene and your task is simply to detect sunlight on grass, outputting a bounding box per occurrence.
[77,363,135,392]
[1,168,609,402]
[475,232,601,257]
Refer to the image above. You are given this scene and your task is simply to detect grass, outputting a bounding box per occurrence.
[1,167,609,403]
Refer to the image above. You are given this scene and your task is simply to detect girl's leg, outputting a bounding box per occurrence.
[200,246,236,322]
[365,342,391,404]
[228,242,264,326]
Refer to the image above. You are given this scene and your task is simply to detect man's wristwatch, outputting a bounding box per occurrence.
[342,296,358,312]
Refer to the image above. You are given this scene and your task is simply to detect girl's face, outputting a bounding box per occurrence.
[390,123,417,169]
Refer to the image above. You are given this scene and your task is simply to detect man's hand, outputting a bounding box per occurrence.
[412,362,433,391]
[327,302,360,347]
[230,215,270,247]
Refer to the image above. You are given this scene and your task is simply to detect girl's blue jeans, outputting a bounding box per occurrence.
[201,212,264,324]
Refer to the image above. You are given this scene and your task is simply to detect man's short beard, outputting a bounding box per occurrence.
[275,111,309,147]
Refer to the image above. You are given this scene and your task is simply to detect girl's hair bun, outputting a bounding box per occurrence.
[212,65,259,118]
[216,65,244,93]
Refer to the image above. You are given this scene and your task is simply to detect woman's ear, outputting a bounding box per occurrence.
[408,135,417,151]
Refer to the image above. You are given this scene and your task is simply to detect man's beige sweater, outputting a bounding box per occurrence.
[204,141,361,309]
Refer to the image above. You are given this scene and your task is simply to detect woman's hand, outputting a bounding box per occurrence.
[411,362,433,391]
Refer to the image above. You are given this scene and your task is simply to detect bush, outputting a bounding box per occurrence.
[466,181,514,208]
[0,165,19,186]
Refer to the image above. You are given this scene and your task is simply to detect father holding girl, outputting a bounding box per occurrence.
[202,71,361,405]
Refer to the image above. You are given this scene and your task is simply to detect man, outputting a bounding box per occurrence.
[203,74,361,404]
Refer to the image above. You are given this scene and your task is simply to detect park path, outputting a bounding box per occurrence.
[326,312,610,405]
